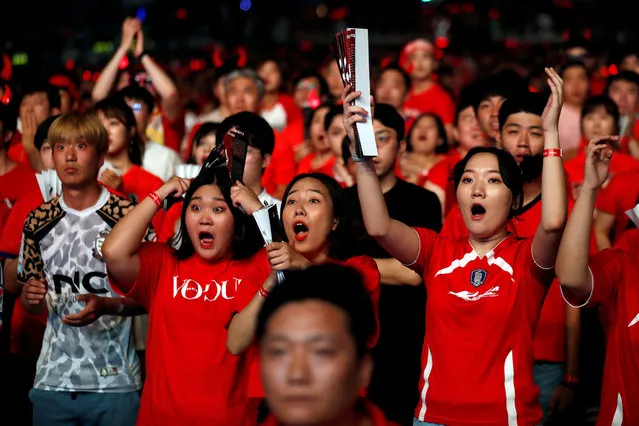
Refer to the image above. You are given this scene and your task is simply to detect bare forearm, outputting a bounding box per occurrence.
[541,131,567,233]
[556,186,597,290]
[93,46,128,102]
[227,274,276,355]
[140,56,180,119]
[565,306,580,378]
[3,258,21,294]
[355,160,391,237]
[103,196,158,262]
[374,258,421,286]
[104,297,146,317]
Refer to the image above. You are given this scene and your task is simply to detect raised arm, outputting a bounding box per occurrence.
[102,177,190,292]
[556,136,615,302]
[341,86,420,264]
[134,29,181,121]
[532,68,568,268]
[92,18,140,102]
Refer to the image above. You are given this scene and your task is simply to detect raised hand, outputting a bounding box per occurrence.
[230,181,263,215]
[155,176,191,200]
[134,26,145,58]
[541,67,564,134]
[24,277,47,305]
[583,135,617,191]
[341,84,369,151]
[62,294,108,327]
[100,168,123,192]
[266,241,311,271]
[120,18,141,51]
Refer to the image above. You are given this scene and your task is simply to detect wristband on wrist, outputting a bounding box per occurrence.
[543,148,562,158]
[258,286,270,298]
[562,374,579,384]
[148,192,163,208]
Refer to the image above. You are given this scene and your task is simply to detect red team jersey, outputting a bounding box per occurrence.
[595,169,639,242]
[111,243,271,426]
[403,83,456,125]
[562,242,639,425]
[410,228,551,425]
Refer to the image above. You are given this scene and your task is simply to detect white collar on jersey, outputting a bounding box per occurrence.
[59,187,110,217]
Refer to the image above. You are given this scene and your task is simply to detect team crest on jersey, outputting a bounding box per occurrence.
[92,230,110,261]
[470,269,487,287]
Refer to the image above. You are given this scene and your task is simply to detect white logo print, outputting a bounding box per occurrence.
[172,276,241,301]
[449,286,500,302]
[628,313,639,328]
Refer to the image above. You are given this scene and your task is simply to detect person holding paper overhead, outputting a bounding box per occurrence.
[344,67,567,426]
[102,166,269,426]
[556,136,639,425]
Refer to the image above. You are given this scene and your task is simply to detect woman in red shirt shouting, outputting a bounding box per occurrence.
[345,67,568,426]
[102,166,269,426]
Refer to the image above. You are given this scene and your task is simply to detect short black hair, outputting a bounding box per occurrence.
[378,61,411,94]
[116,85,156,113]
[498,92,546,132]
[581,95,620,132]
[171,165,264,260]
[406,112,449,154]
[373,103,405,142]
[324,105,343,132]
[559,59,590,79]
[256,263,376,359]
[92,96,144,165]
[281,173,363,260]
[452,147,524,216]
[34,114,61,150]
[454,82,479,126]
[217,111,275,156]
[20,82,62,111]
[606,70,639,93]
[472,70,527,114]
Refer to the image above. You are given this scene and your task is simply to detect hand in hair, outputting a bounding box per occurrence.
[100,168,123,192]
[541,67,564,133]
[155,176,192,200]
[267,242,311,271]
[120,18,141,50]
[230,181,264,215]
[583,135,617,191]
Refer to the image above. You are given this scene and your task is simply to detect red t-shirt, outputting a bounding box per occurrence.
[0,193,47,356]
[411,229,550,425]
[0,164,39,235]
[156,201,183,243]
[440,196,596,362]
[245,255,381,398]
[562,244,639,426]
[564,151,639,190]
[424,150,462,214]
[261,399,399,426]
[595,169,639,242]
[161,111,186,154]
[7,132,31,168]
[403,83,456,125]
[263,129,297,196]
[613,228,639,252]
[296,153,336,177]
[112,243,271,426]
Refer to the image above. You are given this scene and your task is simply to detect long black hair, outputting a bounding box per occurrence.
[452,146,524,217]
[92,96,144,165]
[171,165,264,260]
[280,173,363,261]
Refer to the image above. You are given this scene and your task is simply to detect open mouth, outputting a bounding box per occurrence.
[199,231,214,248]
[293,222,309,242]
[471,203,486,220]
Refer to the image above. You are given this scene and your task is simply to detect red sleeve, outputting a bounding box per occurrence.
[262,131,296,195]
[0,194,43,258]
[156,201,183,243]
[8,132,32,168]
[343,255,381,348]
[595,179,618,214]
[425,159,451,190]
[579,248,627,309]
[613,228,639,253]
[436,88,456,125]
[410,227,438,276]
[161,110,186,153]
[233,249,271,313]
[109,242,173,310]
[296,154,314,175]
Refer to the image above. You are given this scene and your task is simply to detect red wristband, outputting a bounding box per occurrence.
[543,148,562,158]
[258,286,270,298]
[148,192,163,208]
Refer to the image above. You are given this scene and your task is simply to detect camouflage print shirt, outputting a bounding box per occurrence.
[18,188,141,392]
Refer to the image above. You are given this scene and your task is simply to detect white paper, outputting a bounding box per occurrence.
[175,164,201,179]
[351,28,377,157]
[253,204,277,245]
[625,203,639,228]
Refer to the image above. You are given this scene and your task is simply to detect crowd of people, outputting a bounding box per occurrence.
[2,15,639,426]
